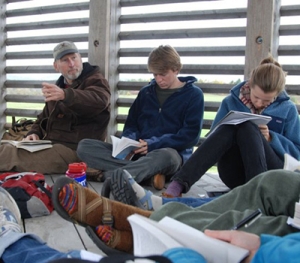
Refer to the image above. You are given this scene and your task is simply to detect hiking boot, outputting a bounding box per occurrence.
[151,174,165,190]
[100,170,149,209]
[0,187,23,236]
[86,167,104,182]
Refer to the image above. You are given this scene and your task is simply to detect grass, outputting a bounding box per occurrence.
[7,93,217,136]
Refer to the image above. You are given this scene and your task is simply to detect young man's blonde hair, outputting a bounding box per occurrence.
[147,45,183,74]
[249,55,287,94]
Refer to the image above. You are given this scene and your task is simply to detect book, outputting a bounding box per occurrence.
[127,214,249,263]
[110,135,141,160]
[0,140,52,153]
[206,110,272,137]
[283,154,300,229]
[283,153,300,172]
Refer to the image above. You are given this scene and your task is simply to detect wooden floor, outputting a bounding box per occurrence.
[23,173,228,256]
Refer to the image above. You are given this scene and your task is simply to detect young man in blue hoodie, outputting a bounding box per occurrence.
[76,45,204,190]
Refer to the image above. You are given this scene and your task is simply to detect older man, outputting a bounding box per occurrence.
[0,41,111,174]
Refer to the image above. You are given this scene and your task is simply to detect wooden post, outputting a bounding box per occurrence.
[244,0,278,79]
[0,0,7,138]
[272,0,281,59]
[88,0,121,140]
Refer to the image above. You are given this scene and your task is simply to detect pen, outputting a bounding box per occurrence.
[230,208,262,230]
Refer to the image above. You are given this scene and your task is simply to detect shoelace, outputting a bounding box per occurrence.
[0,206,22,235]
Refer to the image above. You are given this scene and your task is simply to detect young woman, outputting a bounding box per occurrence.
[163,55,300,197]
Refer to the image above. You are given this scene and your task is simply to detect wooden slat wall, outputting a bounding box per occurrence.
[0,0,7,139]
[3,1,90,132]
[2,0,300,142]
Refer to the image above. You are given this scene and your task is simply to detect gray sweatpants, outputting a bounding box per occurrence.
[77,139,182,183]
[151,169,300,237]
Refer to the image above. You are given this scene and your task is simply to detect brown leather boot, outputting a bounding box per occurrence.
[151,174,165,190]
[86,167,104,182]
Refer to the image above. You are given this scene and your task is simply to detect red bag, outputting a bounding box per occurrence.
[0,172,53,218]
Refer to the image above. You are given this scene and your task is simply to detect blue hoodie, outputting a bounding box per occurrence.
[252,232,300,263]
[211,81,300,161]
[122,76,204,163]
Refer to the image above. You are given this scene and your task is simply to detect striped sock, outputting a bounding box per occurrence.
[58,184,78,214]
[95,225,133,252]
[96,225,114,244]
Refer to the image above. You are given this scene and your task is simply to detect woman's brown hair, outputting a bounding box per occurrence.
[249,55,287,94]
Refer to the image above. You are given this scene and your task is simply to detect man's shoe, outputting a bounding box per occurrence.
[111,170,153,210]
[0,187,23,236]
[151,174,165,190]
[86,167,104,182]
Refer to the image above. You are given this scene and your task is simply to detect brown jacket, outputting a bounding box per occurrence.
[27,62,111,150]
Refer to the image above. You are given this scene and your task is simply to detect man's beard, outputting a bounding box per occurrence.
[64,68,82,81]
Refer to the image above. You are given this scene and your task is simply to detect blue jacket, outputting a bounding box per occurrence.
[211,81,300,161]
[122,76,204,163]
[252,232,300,263]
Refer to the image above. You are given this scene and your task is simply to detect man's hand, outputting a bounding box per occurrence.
[258,124,271,141]
[23,134,40,141]
[133,139,148,155]
[42,82,65,102]
[204,230,260,263]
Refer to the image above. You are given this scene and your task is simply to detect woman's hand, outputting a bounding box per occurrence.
[258,124,271,141]
[204,230,260,263]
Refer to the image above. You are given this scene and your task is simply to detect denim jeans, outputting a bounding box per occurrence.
[172,122,283,192]
[2,236,83,263]
[77,139,182,183]
[163,197,216,207]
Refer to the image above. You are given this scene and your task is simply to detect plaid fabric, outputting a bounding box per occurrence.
[238,81,260,114]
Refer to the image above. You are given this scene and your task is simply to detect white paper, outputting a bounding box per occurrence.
[206,111,272,137]
[0,140,52,152]
[111,135,140,159]
[127,214,249,263]
[283,153,300,172]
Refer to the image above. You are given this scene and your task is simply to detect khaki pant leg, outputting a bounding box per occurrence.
[0,144,81,174]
